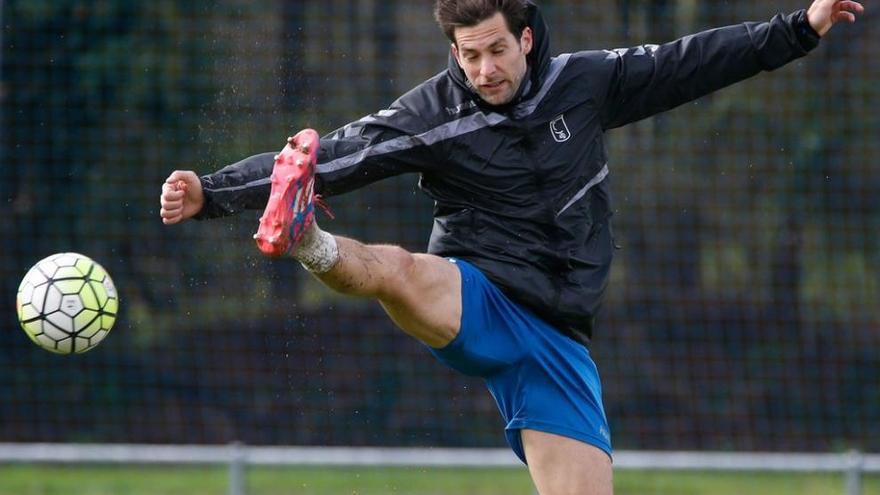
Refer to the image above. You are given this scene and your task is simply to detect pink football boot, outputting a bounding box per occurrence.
[254,129,320,257]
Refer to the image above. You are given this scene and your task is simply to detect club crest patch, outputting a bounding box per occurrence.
[550,114,571,142]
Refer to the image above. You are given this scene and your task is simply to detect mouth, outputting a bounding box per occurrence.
[479,81,506,92]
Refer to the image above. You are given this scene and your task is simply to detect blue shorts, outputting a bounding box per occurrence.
[428,258,612,464]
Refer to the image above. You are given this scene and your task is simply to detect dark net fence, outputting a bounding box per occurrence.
[2,0,878,453]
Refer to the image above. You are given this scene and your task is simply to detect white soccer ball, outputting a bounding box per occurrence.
[15,252,119,354]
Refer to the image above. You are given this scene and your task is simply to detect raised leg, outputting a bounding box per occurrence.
[314,236,461,348]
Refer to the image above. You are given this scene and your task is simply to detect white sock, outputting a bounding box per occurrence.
[294,222,339,274]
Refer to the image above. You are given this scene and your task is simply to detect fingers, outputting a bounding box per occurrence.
[841,0,865,14]
[160,183,184,224]
[164,170,197,191]
[160,206,182,224]
[165,169,190,184]
[160,212,182,225]
[160,185,185,207]
[836,1,864,23]
[161,170,200,224]
[160,178,189,224]
[810,0,864,36]
[833,11,856,23]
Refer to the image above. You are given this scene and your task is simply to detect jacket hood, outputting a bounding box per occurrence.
[446,1,552,110]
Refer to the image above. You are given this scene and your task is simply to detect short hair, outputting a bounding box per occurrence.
[434,0,530,44]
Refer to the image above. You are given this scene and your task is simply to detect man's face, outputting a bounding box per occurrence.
[452,12,533,106]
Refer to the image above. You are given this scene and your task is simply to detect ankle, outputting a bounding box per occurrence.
[295,223,339,273]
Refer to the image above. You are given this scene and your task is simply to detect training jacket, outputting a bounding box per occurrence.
[195,3,820,345]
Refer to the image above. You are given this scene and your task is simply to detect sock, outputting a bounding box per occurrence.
[294,222,339,274]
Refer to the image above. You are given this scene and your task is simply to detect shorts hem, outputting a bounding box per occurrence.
[507,419,613,464]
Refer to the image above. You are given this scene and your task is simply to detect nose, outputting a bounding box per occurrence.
[480,58,497,78]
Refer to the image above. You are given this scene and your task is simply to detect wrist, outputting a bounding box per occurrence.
[805,5,828,37]
[793,9,822,50]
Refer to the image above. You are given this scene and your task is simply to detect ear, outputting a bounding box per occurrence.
[451,43,462,67]
[520,26,533,56]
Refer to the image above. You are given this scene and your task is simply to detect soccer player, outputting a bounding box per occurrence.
[160,1,863,493]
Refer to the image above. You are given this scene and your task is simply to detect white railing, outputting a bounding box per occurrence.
[0,443,877,495]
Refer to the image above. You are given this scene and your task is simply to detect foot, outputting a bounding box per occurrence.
[254,129,320,257]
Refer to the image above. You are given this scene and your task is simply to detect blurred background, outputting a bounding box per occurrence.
[1,0,878,462]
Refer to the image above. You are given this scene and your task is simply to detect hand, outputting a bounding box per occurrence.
[807,0,864,37]
[160,170,204,225]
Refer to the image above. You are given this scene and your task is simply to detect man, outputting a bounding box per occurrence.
[159,1,863,493]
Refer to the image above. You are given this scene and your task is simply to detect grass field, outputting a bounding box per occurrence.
[1,465,878,495]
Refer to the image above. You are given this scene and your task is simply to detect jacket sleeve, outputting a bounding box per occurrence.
[314,105,439,197]
[196,102,437,219]
[597,9,821,130]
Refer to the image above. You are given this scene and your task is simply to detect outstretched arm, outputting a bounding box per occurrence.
[597,2,864,130]
[162,102,439,223]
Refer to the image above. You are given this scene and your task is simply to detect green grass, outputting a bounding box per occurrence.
[0,465,877,495]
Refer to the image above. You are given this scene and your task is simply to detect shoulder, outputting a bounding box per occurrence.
[392,70,480,128]
[555,49,635,90]
[538,51,620,96]
[565,49,628,71]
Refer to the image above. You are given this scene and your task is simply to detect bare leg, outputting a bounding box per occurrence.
[521,429,613,495]
[313,236,461,348]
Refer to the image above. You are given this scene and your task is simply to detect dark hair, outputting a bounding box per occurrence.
[434,0,530,44]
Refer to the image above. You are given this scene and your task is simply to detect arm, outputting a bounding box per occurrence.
[599,10,817,130]
[598,1,863,130]
[172,101,438,222]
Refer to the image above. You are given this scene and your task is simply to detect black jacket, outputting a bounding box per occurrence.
[196,4,820,345]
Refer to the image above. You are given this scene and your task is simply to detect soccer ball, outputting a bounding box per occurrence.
[15,252,118,354]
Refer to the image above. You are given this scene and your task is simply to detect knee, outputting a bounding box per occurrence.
[375,245,418,300]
